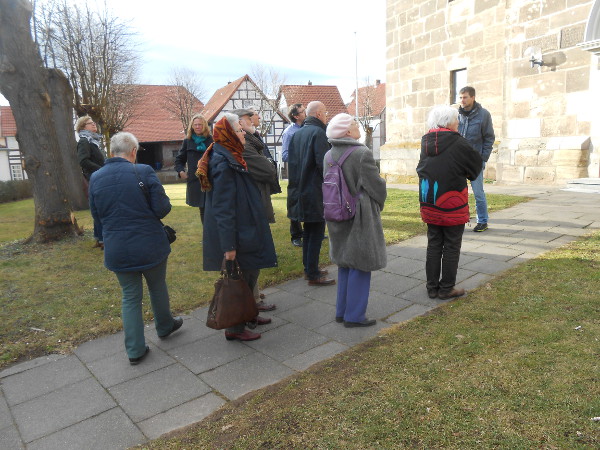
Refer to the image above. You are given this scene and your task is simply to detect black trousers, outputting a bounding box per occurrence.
[290,219,303,241]
[425,223,465,294]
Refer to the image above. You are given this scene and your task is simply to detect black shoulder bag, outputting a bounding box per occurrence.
[133,165,177,244]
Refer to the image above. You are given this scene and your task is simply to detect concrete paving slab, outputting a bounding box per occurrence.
[0,354,66,379]
[460,258,514,275]
[73,331,125,364]
[12,377,115,443]
[245,323,329,362]
[386,242,427,260]
[2,355,90,406]
[26,407,145,450]
[275,301,337,330]
[386,304,434,324]
[0,390,12,430]
[277,278,320,295]
[383,256,424,276]
[258,289,314,312]
[0,424,23,449]
[200,352,294,400]
[313,321,387,346]
[303,282,338,304]
[137,393,225,440]
[461,245,524,262]
[189,306,209,321]
[457,273,494,292]
[370,271,422,296]
[283,341,349,371]
[86,343,176,388]
[172,332,256,375]
[365,291,412,319]
[108,364,211,423]
[409,268,428,281]
[145,316,219,350]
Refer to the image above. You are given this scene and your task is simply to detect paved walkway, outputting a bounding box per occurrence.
[1,184,599,449]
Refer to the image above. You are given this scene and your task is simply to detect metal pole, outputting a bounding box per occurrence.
[354,31,359,120]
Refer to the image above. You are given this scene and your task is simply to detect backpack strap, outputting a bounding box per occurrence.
[336,145,359,166]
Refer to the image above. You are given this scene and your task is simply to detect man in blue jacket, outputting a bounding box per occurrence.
[458,86,495,232]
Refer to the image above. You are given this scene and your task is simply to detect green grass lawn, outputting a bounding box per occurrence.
[141,229,600,449]
[0,182,523,369]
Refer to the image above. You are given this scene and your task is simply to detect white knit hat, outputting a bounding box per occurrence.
[326,113,354,139]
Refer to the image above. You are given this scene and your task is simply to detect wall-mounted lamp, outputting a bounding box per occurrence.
[524,46,544,68]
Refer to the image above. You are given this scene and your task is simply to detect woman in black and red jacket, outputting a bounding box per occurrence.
[416,105,482,300]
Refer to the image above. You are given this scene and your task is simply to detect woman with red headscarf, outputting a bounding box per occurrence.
[197,113,277,341]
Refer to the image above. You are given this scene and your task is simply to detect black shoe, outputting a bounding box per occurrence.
[335,316,343,323]
[158,317,183,339]
[473,223,488,232]
[427,288,438,299]
[129,346,150,365]
[292,238,302,247]
[344,319,376,328]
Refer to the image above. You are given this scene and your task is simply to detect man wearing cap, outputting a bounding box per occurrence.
[287,101,335,286]
[248,108,274,161]
[232,108,279,312]
[282,103,306,247]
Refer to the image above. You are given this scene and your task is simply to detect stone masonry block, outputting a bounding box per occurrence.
[549,5,590,29]
[552,148,589,167]
[500,165,525,183]
[561,23,586,49]
[515,149,541,166]
[526,18,550,39]
[556,165,589,180]
[541,115,577,137]
[538,150,554,165]
[542,0,567,16]
[475,0,501,14]
[566,67,590,93]
[524,166,556,184]
[425,11,445,31]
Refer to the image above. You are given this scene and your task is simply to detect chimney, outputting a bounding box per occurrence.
[375,79,380,86]
[308,80,312,86]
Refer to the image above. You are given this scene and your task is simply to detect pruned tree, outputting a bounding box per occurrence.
[35,0,141,149]
[0,0,83,241]
[164,67,206,132]
[353,78,378,150]
[250,63,286,138]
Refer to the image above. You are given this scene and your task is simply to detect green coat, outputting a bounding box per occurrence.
[324,138,387,272]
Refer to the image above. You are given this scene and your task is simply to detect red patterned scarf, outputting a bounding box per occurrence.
[196,116,247,191]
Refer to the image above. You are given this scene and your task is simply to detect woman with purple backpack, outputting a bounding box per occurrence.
[324,113,387,327]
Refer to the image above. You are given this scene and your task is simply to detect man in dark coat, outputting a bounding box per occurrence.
[287,101,335,286]
[417,105,482,301]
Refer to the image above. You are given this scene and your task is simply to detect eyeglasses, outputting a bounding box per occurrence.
[235,129,245,134]
[85,121,95,125]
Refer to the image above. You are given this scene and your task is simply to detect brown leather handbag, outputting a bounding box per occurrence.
[206,259,258,330]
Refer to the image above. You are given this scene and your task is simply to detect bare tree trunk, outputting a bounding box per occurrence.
[46,68,88,210]
[0,0,81,242]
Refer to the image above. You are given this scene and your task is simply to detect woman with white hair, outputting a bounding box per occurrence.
[89,132,183,365]
[416,105,482,300]
[324,113,387,328]
[197,113,277,341]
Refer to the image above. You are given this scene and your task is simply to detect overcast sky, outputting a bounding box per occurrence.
[0,0,386,106]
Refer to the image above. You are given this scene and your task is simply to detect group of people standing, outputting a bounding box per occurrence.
[81,84,494,365]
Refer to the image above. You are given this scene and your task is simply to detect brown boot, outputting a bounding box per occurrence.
[438,288,465,300]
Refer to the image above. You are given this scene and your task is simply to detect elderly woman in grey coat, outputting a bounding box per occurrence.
[324,113,387,327]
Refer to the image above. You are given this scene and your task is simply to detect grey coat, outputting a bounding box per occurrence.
[324,138,387,272]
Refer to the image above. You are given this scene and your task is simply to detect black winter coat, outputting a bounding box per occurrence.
[286,116,330,222]
[416,129,482,226]
[174,135,214,207]
[202,144,277,272]
[78,138,105,180]
[244,132,279,223]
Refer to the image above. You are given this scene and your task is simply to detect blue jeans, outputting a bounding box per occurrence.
[336,267,372,322]
[470,162,488,224]
[302,221,325,280]
[115,258,175,359]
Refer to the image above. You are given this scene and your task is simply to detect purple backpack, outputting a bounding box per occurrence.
[322,146,358,222]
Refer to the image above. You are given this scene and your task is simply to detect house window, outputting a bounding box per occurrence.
[450,69,467,104]
[10,164,24,181]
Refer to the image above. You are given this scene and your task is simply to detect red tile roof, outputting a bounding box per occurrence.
[0,106,17,137]
[347,82,386,117]
[280,84,347,119]
[201,75,247,122]
[124,85,204,143]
